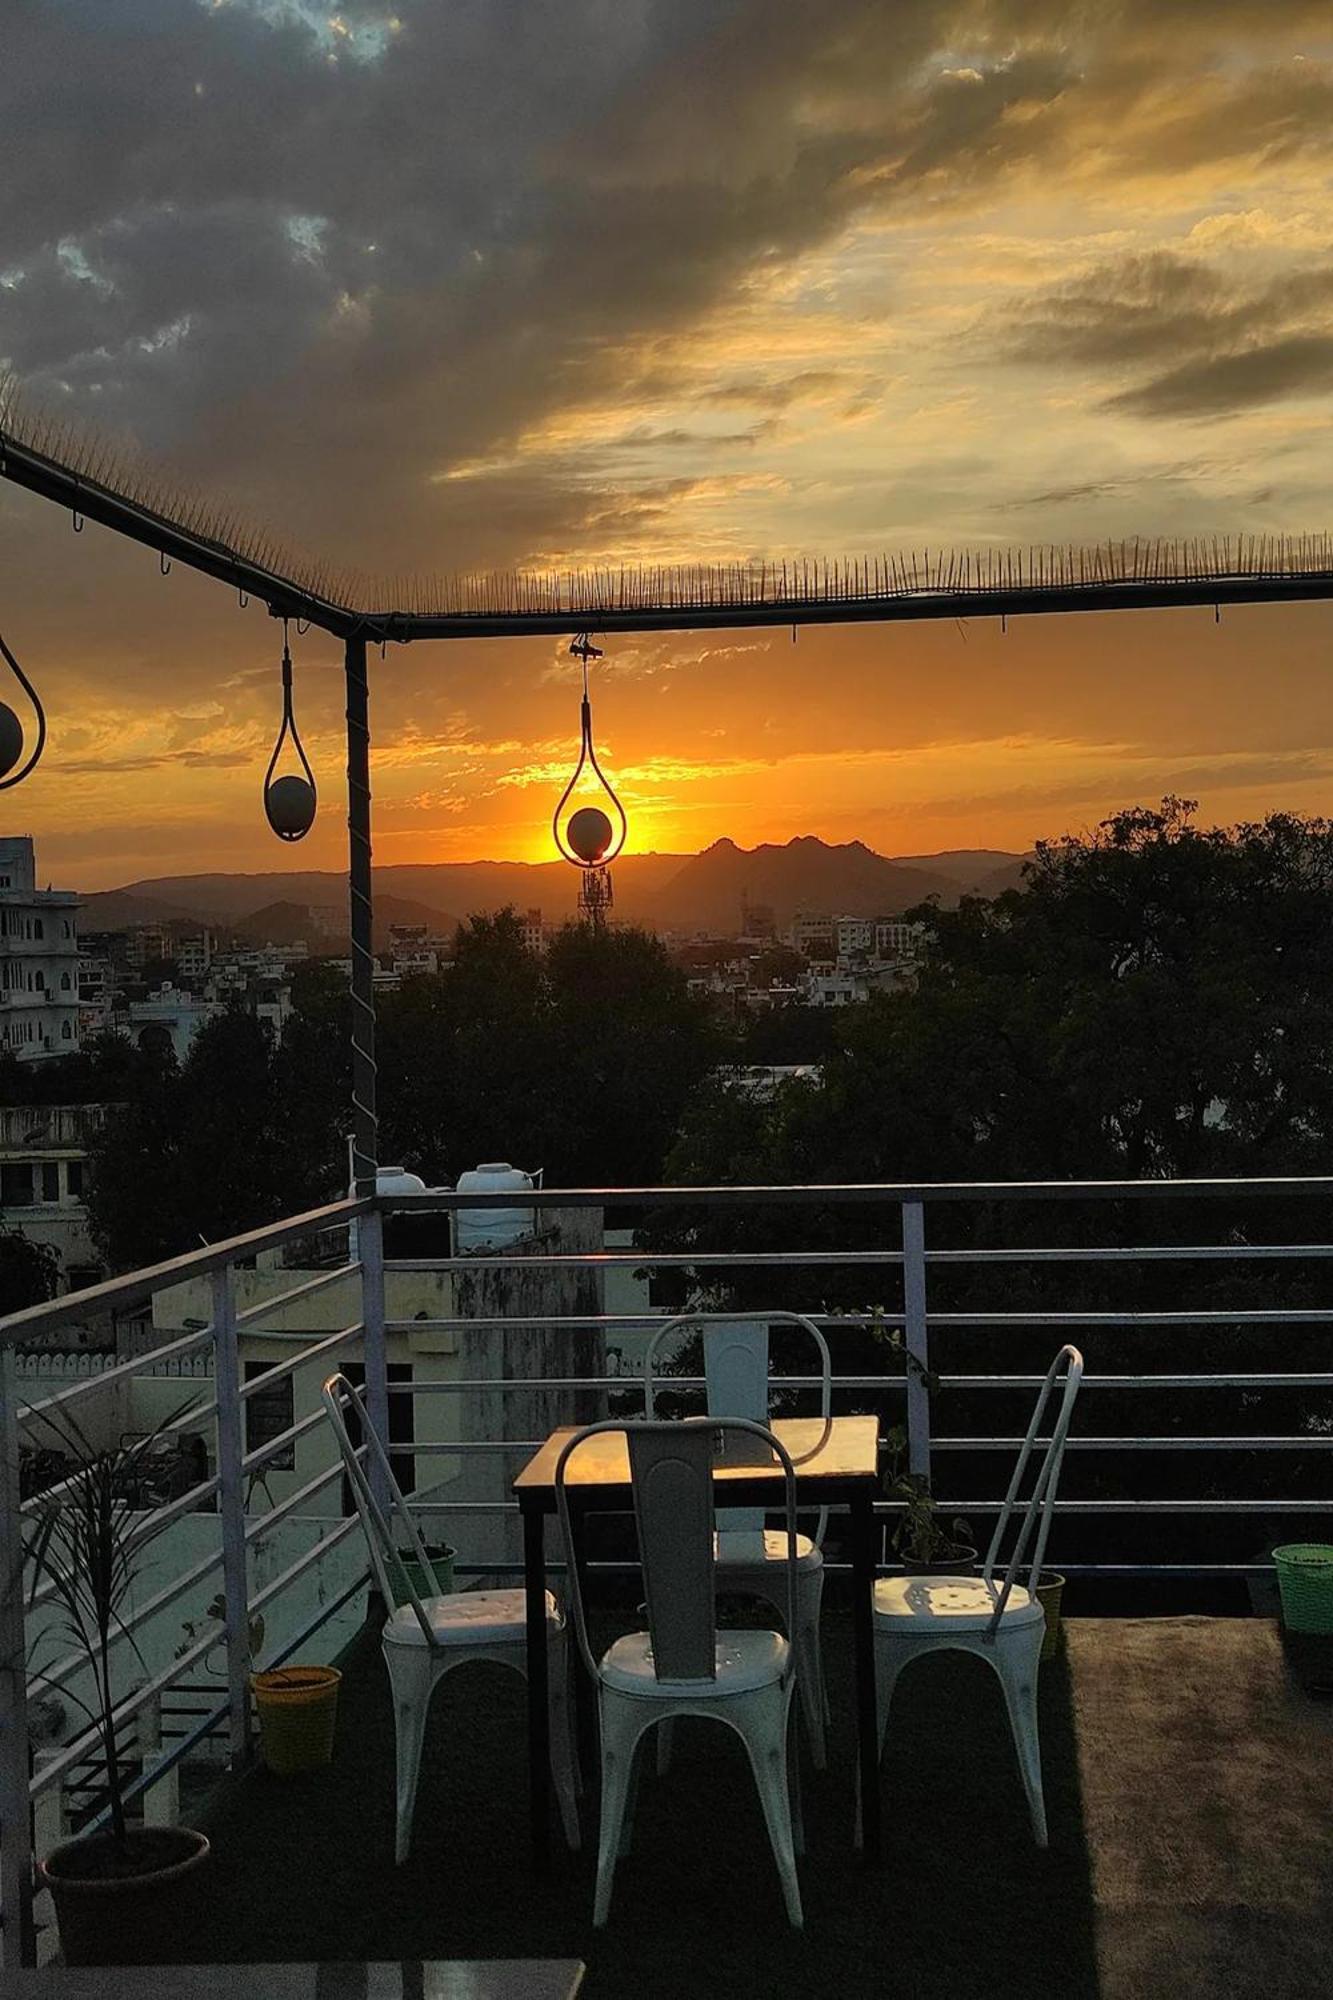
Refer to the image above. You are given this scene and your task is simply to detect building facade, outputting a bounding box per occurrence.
[0,1102,108,1291]
[0,837,81,1061]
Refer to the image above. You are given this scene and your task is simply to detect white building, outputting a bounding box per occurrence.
[0,837,80,1061]
[790,912,834,954]
[124,983,223,1063]
[0,1102,107,1291]
[176,931,216,981]
[520,908,545,954]
[875,920,924,959]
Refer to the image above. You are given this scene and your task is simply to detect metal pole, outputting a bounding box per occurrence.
[902,1201,931,1480]
[211,1267,252,1765]
[0,1345,36,1967]
[345,633,378,1197]
[358,1207,392,1515]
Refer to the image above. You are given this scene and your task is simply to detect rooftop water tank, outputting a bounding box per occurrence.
[454,1162,538,1253]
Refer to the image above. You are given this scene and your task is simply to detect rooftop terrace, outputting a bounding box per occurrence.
[107,1610,1333,2000]
[5,1177,1333,1993]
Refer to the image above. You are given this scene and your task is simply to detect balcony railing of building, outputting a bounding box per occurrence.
[3,1172,1333,1965]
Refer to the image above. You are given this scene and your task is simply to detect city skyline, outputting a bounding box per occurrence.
[3,3,1333,885]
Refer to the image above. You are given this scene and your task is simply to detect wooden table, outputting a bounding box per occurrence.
[513,1414,883,1864]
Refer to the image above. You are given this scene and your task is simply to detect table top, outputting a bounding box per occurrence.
[513,1413,880,1502]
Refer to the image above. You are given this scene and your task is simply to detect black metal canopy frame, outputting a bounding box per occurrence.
[3,379,1333,1190]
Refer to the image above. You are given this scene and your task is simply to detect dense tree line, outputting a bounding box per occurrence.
[646,801,1333,1576]
[80,916,722,1269]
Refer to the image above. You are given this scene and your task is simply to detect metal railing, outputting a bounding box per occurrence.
[3,1172,1333,1965]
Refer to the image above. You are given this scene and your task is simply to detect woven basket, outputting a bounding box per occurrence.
[1272,1545,1333,1635]
[251,1666,341,1774]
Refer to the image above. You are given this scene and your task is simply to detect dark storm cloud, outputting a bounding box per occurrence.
[999,252,1333,418]
[3,0,1333,570]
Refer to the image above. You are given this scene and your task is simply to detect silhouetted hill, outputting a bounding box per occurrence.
[233,896,459,951]
[649,836,962,932]
[890,850,1027,894]
[79,839,1026,939]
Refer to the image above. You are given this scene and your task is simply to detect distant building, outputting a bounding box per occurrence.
[388,924,440,978]
[875,920,924,959]
[0,837,81,1061]
[124,983,223,1063]
[834,915,875,959]
[740,894,776,940]
[175,931,216,981]
[0,1102,108,1291]
[790,912,835,955]
[520,908,545,954]
[124,924,171,973]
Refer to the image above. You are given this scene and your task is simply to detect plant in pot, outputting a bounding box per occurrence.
[882,1425,977,1573]
[18,1402,211,1965]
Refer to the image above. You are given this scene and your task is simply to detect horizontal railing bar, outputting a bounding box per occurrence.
[879,1498,1333,1513]
[0,1197,367,1348]
[29,1541,227,1702]
[450,1558,1282,1580]
[29,1625,219,1798]
[243,1448,364,1536]
[929,1245,1333,1264]
[240,1405,325,1471]
[388,1306,1333,1331]
[25,1475,221,1609]
[237,1323,363,1400]
[384,1251,907,1270]
[74,1568,372,1845]
[15,1328,216,1425]
[382,1176,1333,1210]
[933,1435,1333,1450]
[247,1515,363,1614]
[391,1371,1333,1395]
[233,1264,360,1329]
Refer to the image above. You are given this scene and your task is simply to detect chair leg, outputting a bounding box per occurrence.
[787,1690,805,1858]
[656,1716,675,1777]
[735,1682,804,1929]
[793,1572,827,1770]
[383,1644,439,1866]
[548,1631,582,1852]
[993,1629,1048,1847]
[618,1736,643,1860]
[594,1695,647,1927]
[855,1638,911,1848]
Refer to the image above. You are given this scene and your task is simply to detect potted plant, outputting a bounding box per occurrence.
[883,1427,978,1572]
[19,1403,211,1965]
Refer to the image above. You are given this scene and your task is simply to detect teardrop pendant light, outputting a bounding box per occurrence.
[0,631,47,792]
[552,634,627,868]
[263,618,317,840]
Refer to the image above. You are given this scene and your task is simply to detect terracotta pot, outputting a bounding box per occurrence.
[38,1824,210,1965]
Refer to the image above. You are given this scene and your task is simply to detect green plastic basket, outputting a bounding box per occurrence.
[1272,1544,1333,1634]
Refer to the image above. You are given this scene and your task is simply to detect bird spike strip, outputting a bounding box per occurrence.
[3,373,1332,635]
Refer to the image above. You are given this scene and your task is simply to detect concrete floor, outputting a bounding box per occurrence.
[1068,1618,1333,1999]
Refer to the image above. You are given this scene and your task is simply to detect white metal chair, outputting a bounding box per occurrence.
[866,1344,1084,1847]
[644,1311,832,1766]
[555,1415,805,1928]
[321,1372,580,1862]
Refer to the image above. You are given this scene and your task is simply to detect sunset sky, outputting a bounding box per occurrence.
[3,1,1333,888]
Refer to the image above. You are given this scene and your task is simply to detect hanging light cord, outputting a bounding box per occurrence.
[0,631,48,791]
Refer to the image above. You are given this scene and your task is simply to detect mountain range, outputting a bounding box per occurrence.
[78,838,1029,946]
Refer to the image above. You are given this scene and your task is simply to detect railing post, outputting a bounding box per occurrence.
[0,1342,36,1968]
[359,1206,391,1514]
[901,1200,931,1480]
[211,1266,252,1766]
[137,1694,178,1830]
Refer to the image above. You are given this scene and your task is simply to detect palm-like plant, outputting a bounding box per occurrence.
[22,1399,198,1854]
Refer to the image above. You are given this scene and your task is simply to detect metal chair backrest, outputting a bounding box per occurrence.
[643,1313,832,1551]
[982,1344,1084,1637]
[320,1371,438,1643]
[554,1417,800,1685]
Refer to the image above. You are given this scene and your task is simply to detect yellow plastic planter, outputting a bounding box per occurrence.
[251,1666,342,1775]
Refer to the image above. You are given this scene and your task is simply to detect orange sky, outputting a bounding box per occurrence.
[3,3,1333,887]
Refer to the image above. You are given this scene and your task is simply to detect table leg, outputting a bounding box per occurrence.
[523,1500,552,1868]
[850,1489,882,1859]
[567,1496,598,1786]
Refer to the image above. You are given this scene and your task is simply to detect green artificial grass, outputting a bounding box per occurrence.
[140,1608,1098,1999]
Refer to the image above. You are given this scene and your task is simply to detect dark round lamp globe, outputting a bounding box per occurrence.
[0,703,24,782]
[265,774,317,840]
[567,805,613,864]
